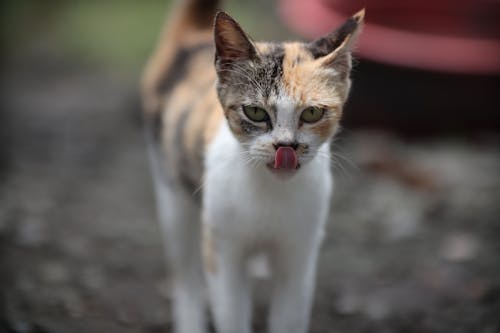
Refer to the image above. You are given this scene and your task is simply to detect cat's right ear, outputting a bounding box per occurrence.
[214,12,258,64]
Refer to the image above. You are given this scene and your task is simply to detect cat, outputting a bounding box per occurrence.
[141,1,363,332]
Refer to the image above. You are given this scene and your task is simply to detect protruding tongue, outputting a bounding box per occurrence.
[274,146,298,170]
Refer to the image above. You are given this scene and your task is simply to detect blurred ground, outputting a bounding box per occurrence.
[1,1,500,333]
[2,57,500,333]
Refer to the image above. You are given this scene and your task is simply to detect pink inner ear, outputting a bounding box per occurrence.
[274,147,298,169]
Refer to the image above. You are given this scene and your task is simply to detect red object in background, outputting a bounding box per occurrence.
[279,0,500,74]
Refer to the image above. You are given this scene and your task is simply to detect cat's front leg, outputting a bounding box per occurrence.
[204,226,252,333]
[269,239,321,333]
[153,182,206,333]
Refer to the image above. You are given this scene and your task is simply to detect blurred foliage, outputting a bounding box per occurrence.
[1,0,291,76]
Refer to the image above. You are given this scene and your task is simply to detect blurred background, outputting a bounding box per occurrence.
[1,0,499,332]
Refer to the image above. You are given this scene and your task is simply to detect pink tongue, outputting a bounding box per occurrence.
[274,147,298,170]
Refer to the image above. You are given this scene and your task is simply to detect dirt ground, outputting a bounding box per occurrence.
[1,57,500,333]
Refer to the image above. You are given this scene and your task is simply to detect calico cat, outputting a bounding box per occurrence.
[141,1,363,332]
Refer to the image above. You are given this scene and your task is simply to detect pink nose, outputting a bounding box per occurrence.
[274,146,298,169]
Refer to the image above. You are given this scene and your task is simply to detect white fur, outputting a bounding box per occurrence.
[153,101,334,333]
[149,143,206,333]
[203,122,333,333]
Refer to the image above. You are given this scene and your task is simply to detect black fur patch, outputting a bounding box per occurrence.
[156,43,213,95]
[174,108,199,196]
[307,17,358,59]
[145,111,163,142]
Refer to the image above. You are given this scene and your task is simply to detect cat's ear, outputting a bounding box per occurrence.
[307,9,364,68]
[214,11,258,64]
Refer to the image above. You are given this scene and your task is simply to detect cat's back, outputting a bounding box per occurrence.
[159,41,223,192]
[142,4,224,194]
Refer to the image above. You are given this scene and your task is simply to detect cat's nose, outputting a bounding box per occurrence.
[273,141,299,150]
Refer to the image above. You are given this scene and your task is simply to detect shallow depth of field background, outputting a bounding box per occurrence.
[1,1,499,332]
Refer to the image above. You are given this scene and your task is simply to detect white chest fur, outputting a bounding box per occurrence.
[204,122,333,255]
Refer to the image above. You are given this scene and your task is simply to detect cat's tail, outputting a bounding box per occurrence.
[141,0,220,115]
[173,0,221,30]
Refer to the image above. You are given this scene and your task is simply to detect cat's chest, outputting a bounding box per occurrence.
[203,124,333,239]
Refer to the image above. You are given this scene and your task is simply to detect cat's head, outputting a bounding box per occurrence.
[213,10,364,177]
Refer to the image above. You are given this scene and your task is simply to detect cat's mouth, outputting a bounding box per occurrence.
[266,146,301,174]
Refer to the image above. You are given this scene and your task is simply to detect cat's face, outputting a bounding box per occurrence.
[214,11,363,176]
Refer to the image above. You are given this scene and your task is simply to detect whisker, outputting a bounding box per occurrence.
[315,150,357,178]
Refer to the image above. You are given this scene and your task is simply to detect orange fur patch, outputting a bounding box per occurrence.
[154,45,224,188]
[281,43,342,109]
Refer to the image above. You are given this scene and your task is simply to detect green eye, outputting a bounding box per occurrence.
[242,105,269,122]
[300,107,324,123]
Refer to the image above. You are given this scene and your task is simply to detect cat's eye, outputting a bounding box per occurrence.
[300,107,325,123]
[242,105,269,122]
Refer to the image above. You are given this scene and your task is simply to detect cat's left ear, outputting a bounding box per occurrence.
[307,9,364,68]
[214,12,258,64]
